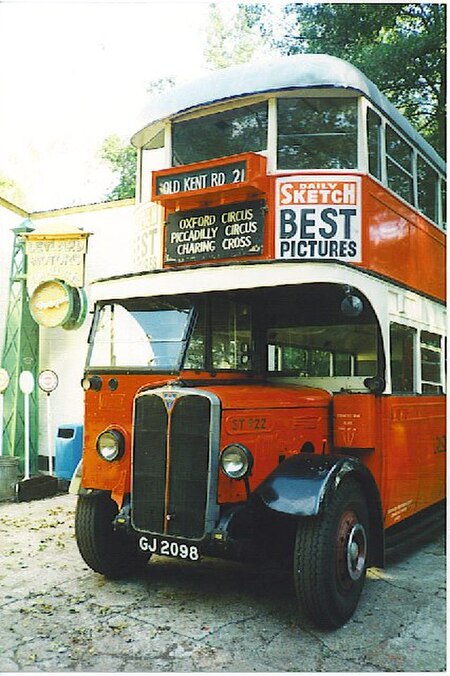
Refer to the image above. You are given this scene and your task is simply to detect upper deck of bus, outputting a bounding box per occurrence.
[132,54,444,177]
[96,55,446,303]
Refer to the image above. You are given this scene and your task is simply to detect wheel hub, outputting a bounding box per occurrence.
[346,523,367,581]
[336,510,367,588]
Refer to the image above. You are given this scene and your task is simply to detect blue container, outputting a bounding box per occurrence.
[55,424,83,480]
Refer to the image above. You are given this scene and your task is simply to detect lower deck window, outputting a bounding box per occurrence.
[211,299,252,370]
[184,297,253,371]
[267,324,376,377]
[390,323,415,393]
[264,284,379,387]
[421,331,443,394]
[390,323,444,394]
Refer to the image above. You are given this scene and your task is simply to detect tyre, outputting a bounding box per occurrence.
[75,492,150,579]
[293,478,369,629]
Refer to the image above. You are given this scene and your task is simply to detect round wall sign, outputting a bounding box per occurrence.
[29,280,88,330]
[0,368,9,393]
[38,369,59,393]
[30,279,72,328]
[19,370,35,394]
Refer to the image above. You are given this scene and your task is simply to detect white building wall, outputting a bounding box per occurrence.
[32,199,136,283]
[1,197,140,469]
[33,199,137,467]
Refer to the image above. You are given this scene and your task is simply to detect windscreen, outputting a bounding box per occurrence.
[172,102,268,165]
[88,299,193,371]
[277,97,357,170]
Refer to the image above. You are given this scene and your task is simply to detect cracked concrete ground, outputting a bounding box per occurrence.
[0,493,446,672]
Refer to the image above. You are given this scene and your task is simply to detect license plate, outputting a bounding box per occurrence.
[138,535,200,561]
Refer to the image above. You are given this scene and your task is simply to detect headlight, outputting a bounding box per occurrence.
[81,375,102,391]
[96,429,125,462]
[220,444,253,479]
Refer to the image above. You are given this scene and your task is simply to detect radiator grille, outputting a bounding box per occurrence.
[168,396,210,538]
[132,395,167,534]
[132,392,211,539]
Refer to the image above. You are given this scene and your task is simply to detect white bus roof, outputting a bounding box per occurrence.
[131,54,444,173]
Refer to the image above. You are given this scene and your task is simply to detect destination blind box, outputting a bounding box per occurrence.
[152,153,267,207]
[164,199,266,264]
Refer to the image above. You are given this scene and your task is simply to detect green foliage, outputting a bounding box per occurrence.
[99,79,176,202]
[269,3,446,157]
[99,3,445,197]
[204,3,266,69]
[100,134,137,201]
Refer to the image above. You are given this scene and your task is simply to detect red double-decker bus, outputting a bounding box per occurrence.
[73,55,446,628]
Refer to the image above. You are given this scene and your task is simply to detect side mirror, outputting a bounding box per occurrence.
[341,294,363,317]
[363,376,385,395]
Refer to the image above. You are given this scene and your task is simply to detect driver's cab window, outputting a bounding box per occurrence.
[211,297,252,370]
[172,102,268,166]
[184,296,253,371]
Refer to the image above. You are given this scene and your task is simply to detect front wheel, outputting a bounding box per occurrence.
[293,479,369,629]
[75,492,150,579]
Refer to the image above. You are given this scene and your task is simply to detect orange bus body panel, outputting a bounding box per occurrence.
[204,384,331,504]
[380,396,446,528]
[154,160,445,303]
[82,372,445,529]
[361,176,445,303]
[333,394,377,449]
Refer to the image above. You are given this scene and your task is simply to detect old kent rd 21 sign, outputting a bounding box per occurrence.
[156,161,246,195]
[165,200,265,264]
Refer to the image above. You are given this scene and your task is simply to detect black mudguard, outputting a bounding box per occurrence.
[253,453,384,567]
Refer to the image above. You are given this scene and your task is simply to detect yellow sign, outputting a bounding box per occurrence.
[24,232,90,293]
[29,279,88,330]
[29,279,72,327]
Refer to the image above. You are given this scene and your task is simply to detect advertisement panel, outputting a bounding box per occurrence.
[25,233,89,293]
[275,175,362,262]
[133,201,163,271]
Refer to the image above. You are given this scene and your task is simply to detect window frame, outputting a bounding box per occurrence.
[389,321,417,394]
[275,93,360,172]
[364,102,446,230]
[419,330,443,394]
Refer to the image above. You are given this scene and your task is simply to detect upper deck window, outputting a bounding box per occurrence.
[277,97,358,170]
[417,156,439,223]
[172,102,268,166]
[386,125,414,204]
[367,108,382,180]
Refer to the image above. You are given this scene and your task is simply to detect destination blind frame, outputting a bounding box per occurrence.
[165,199,265,264]
[156,160,246,196]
